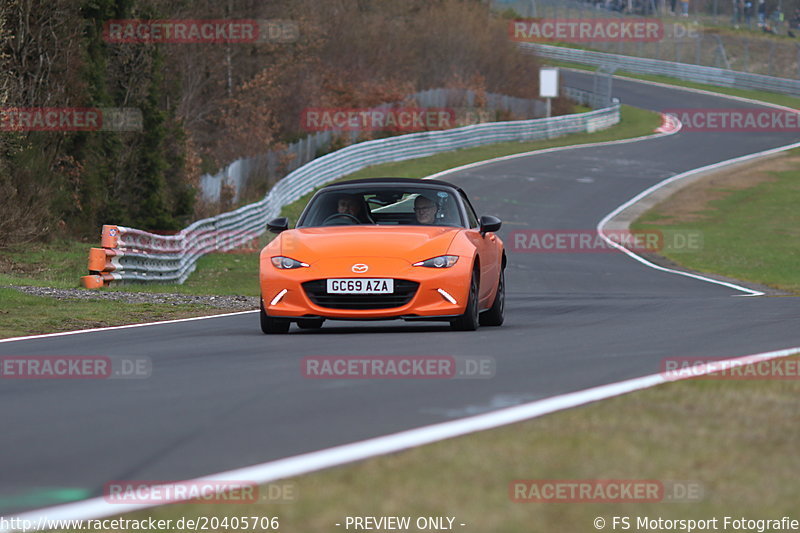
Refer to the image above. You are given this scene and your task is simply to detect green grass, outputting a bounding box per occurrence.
[0,239,265,296]
[280,104,661,223]
[0,240,261,339]
[0,240,90,288]
[632,150,800,294]
[0,287,228,339]
[546,59,800,110]
[92,354,800,532]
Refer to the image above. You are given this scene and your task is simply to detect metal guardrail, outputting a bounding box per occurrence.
[81,101,621,287]
[198,87,548,204]
[564,86,615,110]
[524,43,800,97]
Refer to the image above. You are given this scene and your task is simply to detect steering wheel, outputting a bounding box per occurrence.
[322,213,361,226]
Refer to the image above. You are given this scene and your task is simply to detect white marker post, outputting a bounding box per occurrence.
[539,67,559,118]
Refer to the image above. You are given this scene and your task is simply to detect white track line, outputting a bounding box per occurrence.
[430,72,800,297]
[0,310,257,344]
[425,122,680,180]
[559,65,800,295]
[5,344,799,530]
[596,140,800,296]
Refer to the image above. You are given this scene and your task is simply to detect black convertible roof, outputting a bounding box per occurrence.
[320,177,464,194]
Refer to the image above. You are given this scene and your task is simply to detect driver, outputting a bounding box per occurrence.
[337,194,363,218]
[413,195,437,225]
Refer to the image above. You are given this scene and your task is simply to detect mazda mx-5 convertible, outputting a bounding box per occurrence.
[259,178,505,333]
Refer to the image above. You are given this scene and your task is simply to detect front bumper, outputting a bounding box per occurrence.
[259,256,471,320]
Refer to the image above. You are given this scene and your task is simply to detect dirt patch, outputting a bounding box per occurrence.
[0,252,36,277]
[642,154,798,225]
[0,245,64,278]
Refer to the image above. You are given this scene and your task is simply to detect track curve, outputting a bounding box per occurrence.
[1,70,798,515]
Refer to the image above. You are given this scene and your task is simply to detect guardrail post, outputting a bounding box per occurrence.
[716,36,731,70]
[796,44,800,79]
[769,41,776,76]
[695,34,702,65]
[744,39,750,72]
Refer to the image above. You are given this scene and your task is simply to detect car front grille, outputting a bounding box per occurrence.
[302,279,419,310]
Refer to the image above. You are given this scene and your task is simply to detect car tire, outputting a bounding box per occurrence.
[479,269,504,327]
[260,298,290,334]
[297,318,324,330]
[451,271,479,331]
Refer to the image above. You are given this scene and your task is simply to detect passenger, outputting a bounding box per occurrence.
[413,195,437,224]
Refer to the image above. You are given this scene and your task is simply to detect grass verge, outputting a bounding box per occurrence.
[0,241,264,296]
[92,354,800,532]
[632,148,800,294]
[0,288,246,339]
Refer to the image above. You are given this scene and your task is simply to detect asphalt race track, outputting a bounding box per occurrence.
[1,71,798,515]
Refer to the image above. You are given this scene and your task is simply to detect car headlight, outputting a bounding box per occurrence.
[413,255,459,268]
[271,256,310,269]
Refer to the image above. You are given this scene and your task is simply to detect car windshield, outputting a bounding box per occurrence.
[297,186,465,228]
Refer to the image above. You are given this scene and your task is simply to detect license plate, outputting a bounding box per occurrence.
[326,278,394,294]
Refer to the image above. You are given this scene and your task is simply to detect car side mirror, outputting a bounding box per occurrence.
[479,215,502,236]
[267,217,289,234]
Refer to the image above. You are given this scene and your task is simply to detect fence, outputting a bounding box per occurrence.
[81,97,620,288]
[495,0,800,79]
[524,42,800,97]
[198,87,547,204]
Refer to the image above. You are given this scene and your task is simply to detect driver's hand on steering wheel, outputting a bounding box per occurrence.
[322,212,361,225]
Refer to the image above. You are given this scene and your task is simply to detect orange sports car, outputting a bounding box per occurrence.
[258,178,505,333]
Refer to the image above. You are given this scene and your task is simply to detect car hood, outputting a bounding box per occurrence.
[280,226,461,264]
